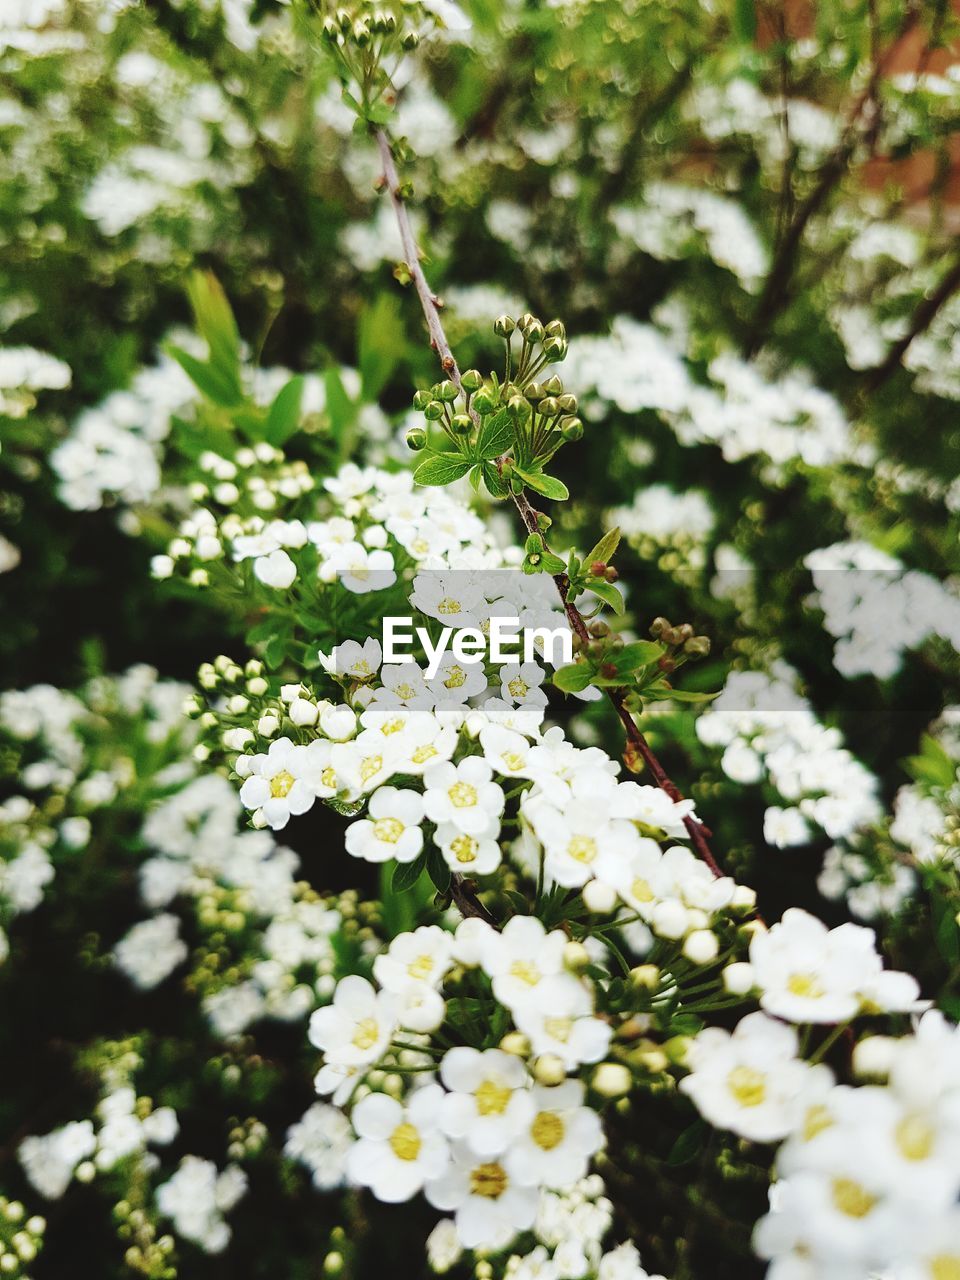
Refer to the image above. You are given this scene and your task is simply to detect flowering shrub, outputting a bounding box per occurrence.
[2,2,960,1280]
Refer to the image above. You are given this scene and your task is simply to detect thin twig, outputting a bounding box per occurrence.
[375,127,723,880]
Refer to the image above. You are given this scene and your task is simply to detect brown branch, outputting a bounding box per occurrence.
[375,127,723,881]
[863,253,960,394]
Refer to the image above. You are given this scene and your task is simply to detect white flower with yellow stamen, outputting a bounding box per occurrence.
[439,1048,534,1158]
[425,1142,539,1251]
[423,757,504,836]
[321,541,396,594]
[529,799,642,889]
[308,976,398,1070]
[373,926,454,994]
[480,915,566,1012]
[434,822,502,876]
[498,662,548,707]
[346,1085,451,1203]
[513,975,612,1069]
[320,638,382,682]
[344,787,425,864]
[331,731,405,795]
[237,738,318,830]
[409,573,486,626]
[504,1080,604,1188]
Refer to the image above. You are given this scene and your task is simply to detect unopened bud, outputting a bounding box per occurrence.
[532,1054,567,1086]
[592,1063,632,1097]
[493,315,516,337]
[406,427,427,451]
[461,368,483,392]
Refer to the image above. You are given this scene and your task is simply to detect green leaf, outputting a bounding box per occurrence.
[540,552,566,575]
[732,0,757,42]
[414,451,472,487]
[264,633,289,670]
[263,375,306,447]
[513,467,569,501]
[185,271,241,383]
[552,663,595,693]
[586,527,621,568]
[525,532,544,554]
[475,408,514,460]
[426,845,451,895]
[358,293,406,399]
[904,735,957,790]
[166,345,243,408]
[324,366,355,437]
[642,681,719,704]
[482,461,509,498]
[666,1118,708,1167]
[931,889,960,966]
[587,581,625,615]
[392,852,427,894]
[610,640,664,674]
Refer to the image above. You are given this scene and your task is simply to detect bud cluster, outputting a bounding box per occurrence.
[649,616,711,668]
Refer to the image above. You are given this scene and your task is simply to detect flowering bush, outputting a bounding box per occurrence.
[2,2,960,1279]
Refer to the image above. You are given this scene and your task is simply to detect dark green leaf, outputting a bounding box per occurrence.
[392,852,427,894]
[666,1118,708,1166]
[358,294,406,399]
[263,375,305,447]
[482,461,509,498]
[414,451,472,486]
[166,345,243,408]
[514,467,569,501]
[587,581,625,615]
[475,408,514,460]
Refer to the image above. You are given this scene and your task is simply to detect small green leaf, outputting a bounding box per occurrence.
[263,375,305,447]
[392,853,427,894]
[540,552,566,574]
[666,1118,708,1166]
[587,581,625,614]
[475,408,513,460]
[167,345,243,408]
[482,461,509,498]
[586,527,621,568]
[610,640,664,674]
[931,889,960,966]
[904,735,957,790]
[185,271,241,383]
[426,845,451,894]
[553,663,595,693]
[514,467,569,501]
[642,682,719,704]
[414,451,472,486]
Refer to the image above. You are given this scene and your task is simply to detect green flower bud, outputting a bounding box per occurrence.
[538,396,560,418]
[494,315,516,337]
[401,30,420,49]
[560,416,583,441]
[545,319,566,339]
[650,617,670,638]
[684,635,711,659]
[436,379,458,402]
[542,375,563,396]
[501,381,520,401]
[543,336,567,361]
[412,389,431,410]
[524,382,545,402]
[451,414,472,434]
[517,312,538,332]
[507,395,528,419]
[557,393,578,413]
[406,427,427,451]
[353,19,370,44]
[461,369,483,392]
[423,400,445,421]
[676,623,695,642]
[472,387,498,414]
[524,319,545,344]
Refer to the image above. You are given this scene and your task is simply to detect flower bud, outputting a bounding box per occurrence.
[722,962,756,995]
[247,676,268,696]
[682,930,719,964]
[424,400,445,421]
[560,416,583,441]
[649,616,670,638]
[563,940,591,972]
[406,427,427,451]
[525,319,545,343]
[451,413,472,434]
[592,1063,632,1097]
[532,1054,567,1086]
[543,336,567,361]
[538,396,559,418]
[629,964,660,990]
[507,395,527,420]
[436,380,458,402]
[493,315,516,337]
[290,698,319,726]
[517,312,537,332]
[461,369,482,392]
[412,389,431,410]
[582,879,617,913]
[473,387,497,414]
[524,382,545,402]
[499,1032,530,1057]
[684,635,711,658]
[557,393,578,414]
[541,375,563,396]
[545,319,566,339]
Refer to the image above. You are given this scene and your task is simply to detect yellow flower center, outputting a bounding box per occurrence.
[407,954,435,981]
[360,754,383,783]
[531,1111,565,1151]
[321,766,337,788]
[379,717,406,736]
[502,752,527,771]
[931,1257,960,1280]
[469,1162,507,1199]
[448,781,478,808]
[507,677,529,699]
[451,834,479,864]
[437,597,461,615]
[567,835,598,864]
[270,770,295,799]
[475,1079,512,1116]
[352,1017,380,1051]
[787,972,825,999]
[831,1178,877,1219]
[726,1066,767,1108]
[372,817,404,844]
[802,1104,833,1141]
[443,666,467,689]
[896,1114,935,1162]
[631,877,654,903]
[350,563,371,581]
[396,683,417,700]
[412,744,438,764]
[544,1016,573,1043]
[354,660,371,676]
[388,1122,422,1162]
[509,960,540,986]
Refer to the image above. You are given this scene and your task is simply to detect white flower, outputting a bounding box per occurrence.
[426,1218,463,1273]
[410,573,486,626]
[347,1084,451,1202]
[427,653,489,703]
[373,925,454,994]
[434,822,502,876]
[254,548,297,589]
[284,1103,352,1191]
[750,908,921,1024]
[513,976,612,1069]
[680,1012,832,1142]
[614,783,697,837]
[480,915,567,1011]
[504,1080,604,1187]
[238,738,319,829]
[423,757,504,836]
[764,805,811,848]
[309,976,398,1070]
[113,913,187,990]
[439,1047,533,1158]
[344,787,425,864]
[320,638,383,682]
[156,1157,247,1254]
[323,542,396,594]
[498,662,548,707]
[531,799,642,888]
[425,1146,539,1251]
[19,1121,96,1199]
